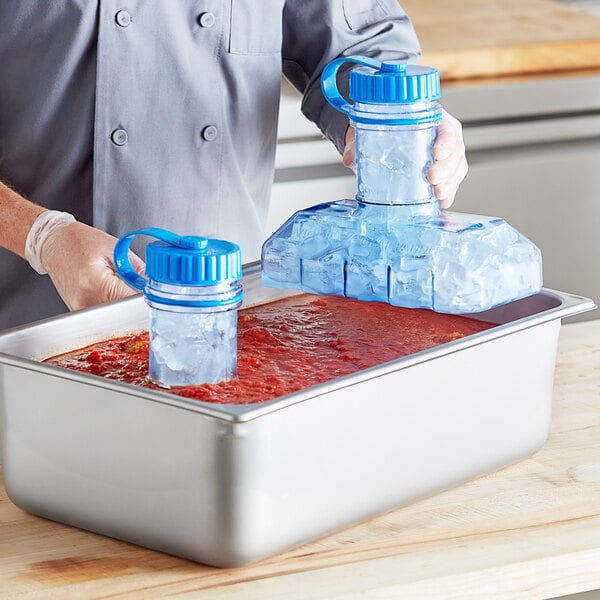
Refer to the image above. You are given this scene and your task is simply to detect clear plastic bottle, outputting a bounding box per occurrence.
[114,228,243,387]
[262,56,542,313]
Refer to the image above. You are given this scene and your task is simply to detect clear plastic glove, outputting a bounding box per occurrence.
[32,216,145,311]
[342,108,468,209]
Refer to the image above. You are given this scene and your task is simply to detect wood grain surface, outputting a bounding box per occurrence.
[403,0,600,79]
[1,319,599,599]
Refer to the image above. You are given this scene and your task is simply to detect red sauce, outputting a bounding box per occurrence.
[45,295,494,404]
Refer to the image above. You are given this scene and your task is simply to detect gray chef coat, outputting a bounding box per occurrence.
[0,0,420,329]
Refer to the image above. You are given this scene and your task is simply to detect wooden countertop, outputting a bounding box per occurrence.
[403,0,600,80]
[1,319,599,599]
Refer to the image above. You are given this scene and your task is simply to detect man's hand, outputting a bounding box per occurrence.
[342,109,468,208]
[41,221,145,311]
[427,109,468,208]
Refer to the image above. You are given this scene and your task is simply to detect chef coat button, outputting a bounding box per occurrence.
[111,128,129,146]
[198,12,216,28]
[115,10,132,27]
[201,125,218,141]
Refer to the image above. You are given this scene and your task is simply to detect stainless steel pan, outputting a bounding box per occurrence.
[0,263,594,566]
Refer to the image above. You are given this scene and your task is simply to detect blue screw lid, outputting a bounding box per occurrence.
[321,56,441,116]
[350,62,441,104]
[146,237,242,285]
[114,227,242,291]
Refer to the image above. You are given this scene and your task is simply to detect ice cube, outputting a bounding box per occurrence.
[300,252,345,295]
[262,238,301,286]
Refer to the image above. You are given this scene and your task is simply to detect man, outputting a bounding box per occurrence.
[0,1,467,330]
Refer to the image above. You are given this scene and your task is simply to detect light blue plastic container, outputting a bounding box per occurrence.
[262,56,542,313]
[114,228,242,387]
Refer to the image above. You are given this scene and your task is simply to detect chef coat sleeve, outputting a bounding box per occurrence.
[282,0,421,155]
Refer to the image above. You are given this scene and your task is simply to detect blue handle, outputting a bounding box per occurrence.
[114,227,192,291]
[321,55,383,114]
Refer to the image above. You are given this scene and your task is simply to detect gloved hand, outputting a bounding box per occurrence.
[342,108,468,209]
[26,212,145,311]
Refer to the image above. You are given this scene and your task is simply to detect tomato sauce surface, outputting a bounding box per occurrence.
[45,295,494,404]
